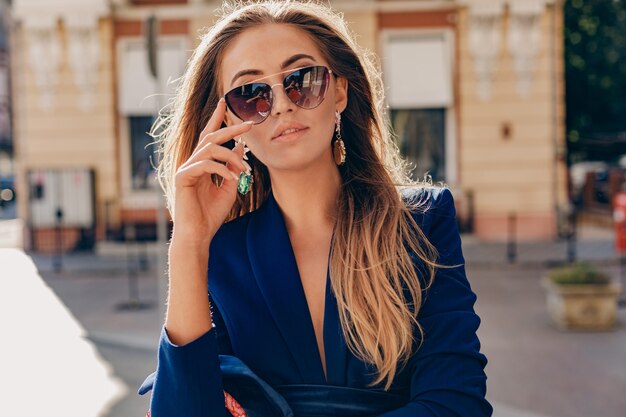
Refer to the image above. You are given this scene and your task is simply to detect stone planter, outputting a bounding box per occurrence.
[542,278,622,330]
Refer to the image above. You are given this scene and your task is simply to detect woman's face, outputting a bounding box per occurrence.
[219,23,348,172]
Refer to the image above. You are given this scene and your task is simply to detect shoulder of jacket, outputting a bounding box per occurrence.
[400,186,452,214]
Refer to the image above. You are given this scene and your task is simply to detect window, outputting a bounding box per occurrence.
[391,108,446,182]
[382,30,453,183]
[128,115,157,190]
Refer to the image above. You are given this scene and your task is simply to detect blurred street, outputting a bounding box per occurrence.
[2,224,625,417]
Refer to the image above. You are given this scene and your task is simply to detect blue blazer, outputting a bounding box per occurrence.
[139,187,492,416]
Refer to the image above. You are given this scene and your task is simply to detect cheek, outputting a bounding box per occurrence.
[318,106,337,140]
[238,128,270,154]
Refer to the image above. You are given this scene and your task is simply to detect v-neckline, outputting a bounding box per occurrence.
[285,237,333,383]
[247,191,338,385]
[279,202,334,385]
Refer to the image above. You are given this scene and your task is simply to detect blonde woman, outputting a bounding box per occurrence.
[138,1,492,416]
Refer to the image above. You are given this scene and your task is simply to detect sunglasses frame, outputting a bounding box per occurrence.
[223,65,333,125]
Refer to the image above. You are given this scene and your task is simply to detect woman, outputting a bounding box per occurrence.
[139,1,492,416]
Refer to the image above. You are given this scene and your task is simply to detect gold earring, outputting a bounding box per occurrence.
[333,111,346,166]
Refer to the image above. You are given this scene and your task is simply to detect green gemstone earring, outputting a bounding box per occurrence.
[237,170,253,195]
[236,140,253,195]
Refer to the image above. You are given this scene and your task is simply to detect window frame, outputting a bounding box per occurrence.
[380,28,458,186]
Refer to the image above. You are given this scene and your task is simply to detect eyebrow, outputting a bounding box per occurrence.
[229,54,317,87]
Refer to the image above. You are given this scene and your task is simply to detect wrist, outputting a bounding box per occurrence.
[169,236,211,258]
[170,228,213,249]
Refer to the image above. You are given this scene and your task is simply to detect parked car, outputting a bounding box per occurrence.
[569,161,608,207]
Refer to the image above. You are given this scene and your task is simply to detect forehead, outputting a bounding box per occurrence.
[219,23,327,90]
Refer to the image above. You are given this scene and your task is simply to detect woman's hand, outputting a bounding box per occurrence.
[172,98,252,245]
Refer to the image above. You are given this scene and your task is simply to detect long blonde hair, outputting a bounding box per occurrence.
[154,0,446,390]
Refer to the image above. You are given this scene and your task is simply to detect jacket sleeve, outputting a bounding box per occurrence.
[148,293,232,417]
[377,188,493,417]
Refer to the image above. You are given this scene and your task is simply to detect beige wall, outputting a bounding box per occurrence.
[554,2,569,222]
[13,19,118,241]
[188,8,222,49]
[11,1,568,248]
[457,5,567,241]
[342,11,378,55]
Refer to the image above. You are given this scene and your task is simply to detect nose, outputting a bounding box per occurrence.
[269,82,296,117]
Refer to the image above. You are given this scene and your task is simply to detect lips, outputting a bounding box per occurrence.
[272,122,308,140]
[279,128,302,136]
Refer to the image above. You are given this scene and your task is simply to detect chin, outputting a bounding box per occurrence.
[265,158,310,172]
[264,151,329,173]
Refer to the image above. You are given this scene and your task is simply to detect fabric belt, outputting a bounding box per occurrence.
[138,355,408,417]
[273,384,407,417]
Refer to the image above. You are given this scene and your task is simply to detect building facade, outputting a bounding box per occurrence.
[9,0,567,251]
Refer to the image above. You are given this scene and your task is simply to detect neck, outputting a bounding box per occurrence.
[270,156,341,234]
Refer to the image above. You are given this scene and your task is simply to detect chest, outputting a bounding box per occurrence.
[292,238,329,311]
[209,197,421,387]
[289,230,332,377]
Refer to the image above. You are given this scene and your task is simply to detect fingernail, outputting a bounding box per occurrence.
[242,153,249,161]
[230,172,239,181]
[243,146,250,154]
[219,97,225,104]
[243,160,252,171]
[236,137,242,144]
[243,121,255,125]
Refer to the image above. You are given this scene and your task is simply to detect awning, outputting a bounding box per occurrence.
[383,32,453,109]
[12,0,109,28]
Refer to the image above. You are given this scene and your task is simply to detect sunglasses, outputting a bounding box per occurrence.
[224,65,332,125]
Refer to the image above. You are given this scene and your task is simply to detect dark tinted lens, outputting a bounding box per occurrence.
[283,66,329,109]
[224,83,272,123]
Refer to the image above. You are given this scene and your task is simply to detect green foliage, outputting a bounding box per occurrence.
[565,0,626,147]
[548,262,611,285]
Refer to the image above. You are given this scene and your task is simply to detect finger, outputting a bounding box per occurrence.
[177,159,239,185]
[196,121,254,149]
[186,141,249,173]
[199,98,227,141]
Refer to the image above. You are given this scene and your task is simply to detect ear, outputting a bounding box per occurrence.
[223,111,233,127]
[334,76,348,114]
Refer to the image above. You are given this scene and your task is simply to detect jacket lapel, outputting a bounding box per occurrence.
[247,191,327,384]
[323,269,349,386]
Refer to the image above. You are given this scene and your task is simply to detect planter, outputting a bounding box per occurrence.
[542,278,622,330]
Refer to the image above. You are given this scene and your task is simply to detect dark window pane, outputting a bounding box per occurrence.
[129,115,157,190]
[391,108,446,182]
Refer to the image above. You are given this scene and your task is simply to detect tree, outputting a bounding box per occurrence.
[565,0,626,163]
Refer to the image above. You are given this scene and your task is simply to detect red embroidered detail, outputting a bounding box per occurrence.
[144,391,246,417]
[224,390,247,417]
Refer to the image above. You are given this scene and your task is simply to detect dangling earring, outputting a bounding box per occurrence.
[237,140,253,195]
[333,111,346,166]
[237,170,253,195]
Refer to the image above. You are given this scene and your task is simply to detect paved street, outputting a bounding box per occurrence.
[96,343,155,417]
[2,231,625,417]
[470,264,626,417]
